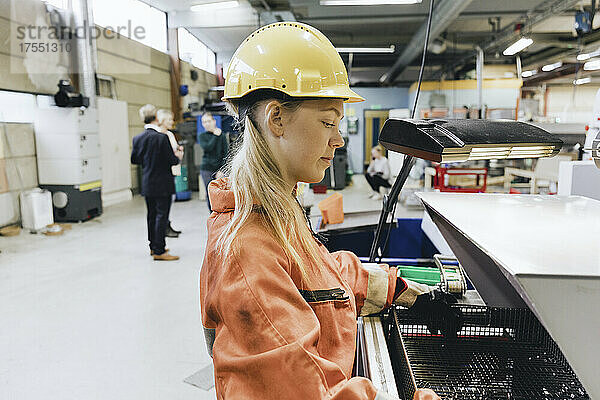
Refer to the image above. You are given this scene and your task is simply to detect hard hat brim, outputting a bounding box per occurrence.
[223,86,365,103]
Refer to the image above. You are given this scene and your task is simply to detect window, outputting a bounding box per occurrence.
[43,0,69,9]
[91,0,167,53]
[178,28,216,74]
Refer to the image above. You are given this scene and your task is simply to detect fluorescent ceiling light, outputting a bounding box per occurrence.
[578,53,591,61]
[321,0,422,5]
[503,37,533,56]
[584,60,600,70]
[574,77,592,85]
[191,1,239,11]
[336,45,395,53]
[522,69,537,78]
[579,49,600,61]
[541,61,562,72]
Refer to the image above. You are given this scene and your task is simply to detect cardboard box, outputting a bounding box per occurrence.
[0,159,9,194]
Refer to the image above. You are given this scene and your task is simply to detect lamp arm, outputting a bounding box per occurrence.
[368,155,415,262]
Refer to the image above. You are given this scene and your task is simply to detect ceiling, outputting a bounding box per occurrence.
[141,0,600,86]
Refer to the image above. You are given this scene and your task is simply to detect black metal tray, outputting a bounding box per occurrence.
[384,306,589,400]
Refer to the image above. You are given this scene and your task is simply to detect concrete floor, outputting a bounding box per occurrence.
[0,176,422,399]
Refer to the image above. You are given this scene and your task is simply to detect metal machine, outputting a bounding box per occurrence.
[584,88,600,168]
[34,106,102,222]
[361,193,599,399]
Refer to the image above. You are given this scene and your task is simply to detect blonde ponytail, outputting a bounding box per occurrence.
[216,110,323,284]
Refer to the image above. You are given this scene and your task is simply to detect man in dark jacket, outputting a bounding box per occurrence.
[199,112,228,212]
[131,104,180,261]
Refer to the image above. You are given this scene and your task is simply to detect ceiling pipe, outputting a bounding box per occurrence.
[381,0,474,84]
[476,46,483,118]
[71,0,97,108]
[258,0,271,11]
[440,0,580,78]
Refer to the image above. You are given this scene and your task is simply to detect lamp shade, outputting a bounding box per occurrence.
[379,119,563,162]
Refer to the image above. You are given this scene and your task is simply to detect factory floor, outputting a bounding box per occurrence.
[0,176,422,399]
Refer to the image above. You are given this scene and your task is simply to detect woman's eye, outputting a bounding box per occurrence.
[322,121,335,128]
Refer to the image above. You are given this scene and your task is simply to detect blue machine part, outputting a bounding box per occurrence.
[176,191,192,201]
[323,218,438,259]
[175,165,191,201]
[575,11,592,34]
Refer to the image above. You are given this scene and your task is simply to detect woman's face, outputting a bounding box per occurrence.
[274,98,345,186]
[161,115,174,130]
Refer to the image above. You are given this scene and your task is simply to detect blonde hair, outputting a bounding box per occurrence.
[217,93,324,284]
[156,109,173,126]
[139,104,157,124]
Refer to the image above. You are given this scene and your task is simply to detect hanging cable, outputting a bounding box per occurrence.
[369,0,435,262]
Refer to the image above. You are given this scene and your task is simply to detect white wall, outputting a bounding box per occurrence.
[0,91,38,227]
[546,85,600,124]
[409,86,520,117]
[343,87,409,173]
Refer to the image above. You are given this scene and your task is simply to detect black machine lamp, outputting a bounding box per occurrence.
[378,119,562,163]
[368,119,563,262]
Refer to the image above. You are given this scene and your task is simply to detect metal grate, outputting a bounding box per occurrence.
[385,306,589,400]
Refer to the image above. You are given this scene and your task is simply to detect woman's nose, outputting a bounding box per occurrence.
[330,130,345,149]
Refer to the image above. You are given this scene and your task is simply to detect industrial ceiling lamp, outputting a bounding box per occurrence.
[574,77,592,85]
[541,61,562,72]
[320,0,422,5]
[584,59,600,70]
[521,69,537,78]
[577,49,600,61]
[378,119,562,163]
[190,1,239,11]
[503,37,533,56]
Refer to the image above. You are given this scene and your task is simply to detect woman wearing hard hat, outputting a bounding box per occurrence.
[200,22,459,400]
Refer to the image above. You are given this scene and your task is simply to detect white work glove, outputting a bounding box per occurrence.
[393,274,434,308]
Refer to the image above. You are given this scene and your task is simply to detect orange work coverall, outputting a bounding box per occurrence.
[200,178,401,400]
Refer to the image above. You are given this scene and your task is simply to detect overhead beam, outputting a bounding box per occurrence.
[381,0,475,84]
[168,5,258,28]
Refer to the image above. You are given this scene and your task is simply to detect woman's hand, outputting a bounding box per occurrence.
[175,146,184,160]
[413,388,441,400]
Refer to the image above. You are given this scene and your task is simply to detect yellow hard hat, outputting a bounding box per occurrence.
[223,22,364,103]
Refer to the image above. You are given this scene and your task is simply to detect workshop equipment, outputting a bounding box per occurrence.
[433,165,487,193]
[360,193,599,399]
[34,107,102,222]
[434,254,467,297]
[176,122,200,192]
[379,119,562,163]
[175,165,191,201]
[386,305,588,400]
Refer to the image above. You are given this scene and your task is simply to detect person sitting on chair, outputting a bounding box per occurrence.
[365,145,391,200]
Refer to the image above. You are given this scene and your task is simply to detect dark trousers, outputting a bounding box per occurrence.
[145,195,172,255]
[365,173,391,192]
[200,169,216,212]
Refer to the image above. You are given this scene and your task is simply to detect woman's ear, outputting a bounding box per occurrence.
[265,101,285,137]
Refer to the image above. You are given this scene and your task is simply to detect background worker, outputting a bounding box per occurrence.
[198,112,228,212]
[365,145,392,200]
[157,109,184,238]
[131,104,180,261]
[200,22,459,400]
